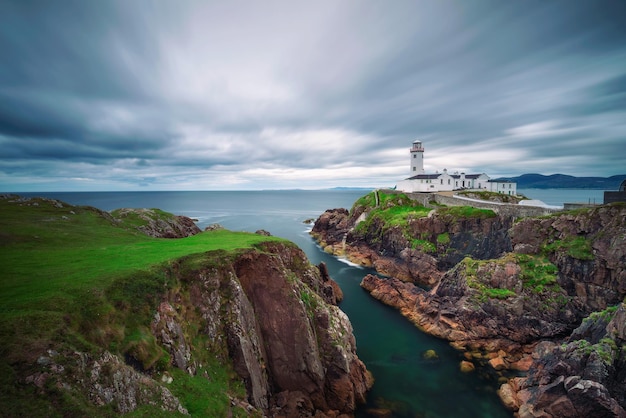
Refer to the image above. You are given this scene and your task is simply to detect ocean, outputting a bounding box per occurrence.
[17,188,604,417]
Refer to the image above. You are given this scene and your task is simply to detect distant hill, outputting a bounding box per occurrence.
[495,174,626,189]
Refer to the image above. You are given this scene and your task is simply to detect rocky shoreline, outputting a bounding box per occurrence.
[311,191,626,417]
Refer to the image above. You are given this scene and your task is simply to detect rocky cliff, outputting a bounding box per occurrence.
[154,241,372,417]
[312,192,513,286]
[1,196,371,417]
[500,303,626,417]
[312,191,626,417]
[13,245,371,418]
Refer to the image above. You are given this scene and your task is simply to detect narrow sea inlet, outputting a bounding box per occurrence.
[22,189,595,417]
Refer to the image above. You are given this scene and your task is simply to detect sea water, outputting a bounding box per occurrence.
[18,189,600,417]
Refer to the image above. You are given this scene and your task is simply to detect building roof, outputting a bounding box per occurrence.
[407,172,490,181]
[407,174,441,180]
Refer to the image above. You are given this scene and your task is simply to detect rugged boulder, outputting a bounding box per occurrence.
[110,207,201,238]
[501,303,626,417]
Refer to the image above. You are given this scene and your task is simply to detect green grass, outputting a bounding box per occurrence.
[165,361,251,417]
[437,206,497,219]
[411,239,436,253]
[515,254,558,293]
[462,257,516,301]
[543,236,594,261]
[353,191,431,235]
[436,232,450,245]
[0,197,283,314]
[462,253,560,300]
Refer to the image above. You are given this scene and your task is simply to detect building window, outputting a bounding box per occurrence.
[413,167,416,171]
[413,154,416,158]
[440,179,443,184]
[448,179,451,185]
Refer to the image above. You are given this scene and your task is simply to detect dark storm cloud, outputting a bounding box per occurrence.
[0,0,625,190]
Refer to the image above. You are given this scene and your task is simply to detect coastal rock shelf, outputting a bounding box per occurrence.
[311,190,626,417]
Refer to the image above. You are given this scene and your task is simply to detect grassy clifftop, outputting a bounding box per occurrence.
[1,195,282,314]
[0,195,284,417]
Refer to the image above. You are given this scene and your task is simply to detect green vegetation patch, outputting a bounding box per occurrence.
[353,191,431,234]
[462,253,560,301]
[516,254,558,293]
[570,338,618,364]
[411,239,436,253]
[165,362,250,418]
[0,196,283,314]
[584,305,619,324]
[436,232,450,245]
[544,236,594,260]
[462,257,516,301]
[437,206,497,219]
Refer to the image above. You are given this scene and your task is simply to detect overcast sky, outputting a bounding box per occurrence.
[1,0,625,191]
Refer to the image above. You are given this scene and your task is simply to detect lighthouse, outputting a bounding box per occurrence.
[410,140,425,174]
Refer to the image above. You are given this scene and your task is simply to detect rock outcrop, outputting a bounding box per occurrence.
[110,207,201,238]
[501,303,626,417]
[313,191,626,416]
[312,196,513,286]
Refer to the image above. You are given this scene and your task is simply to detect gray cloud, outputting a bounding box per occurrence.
[1,0,625,191]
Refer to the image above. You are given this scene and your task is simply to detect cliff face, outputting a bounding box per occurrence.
[17,242,371,417]
[312,202,512,286]
[510,205,626,311]
[312,192,626,417]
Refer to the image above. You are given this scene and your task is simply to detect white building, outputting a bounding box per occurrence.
[396,140,517,195]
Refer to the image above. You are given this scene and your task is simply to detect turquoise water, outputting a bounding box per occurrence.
[19,189,577,417]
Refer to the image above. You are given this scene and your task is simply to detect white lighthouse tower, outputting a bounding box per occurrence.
[410,140,425,174]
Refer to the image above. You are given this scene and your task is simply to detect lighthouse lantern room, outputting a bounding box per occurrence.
[410,140,425,174]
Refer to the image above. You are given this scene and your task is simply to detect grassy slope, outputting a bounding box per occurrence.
[0,196,282,417]
[1,197,280,314]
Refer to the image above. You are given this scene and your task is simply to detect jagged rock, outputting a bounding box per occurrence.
[112,208,201,238]
[321,194,626,416]
[204,223,225,231]
[45,350,188,415]
[509,303,626,417]
[312,203,513,287]
[510,204,626,311]
[160,242,372,416]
